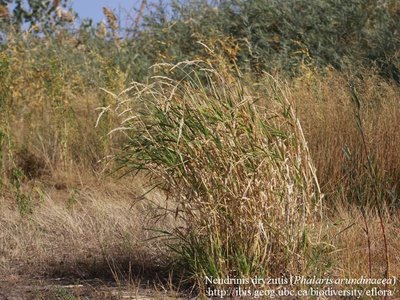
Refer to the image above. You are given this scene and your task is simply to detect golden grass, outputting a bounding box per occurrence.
[0,174,172,280]
[291,68,400,207]
[1,36,400,297]
[0,33,126,185]
[328,204,400,280]
[1,178,398,297]
[101,61,325,291]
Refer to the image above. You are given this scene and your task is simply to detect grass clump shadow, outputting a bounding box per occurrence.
[101,60,323,294]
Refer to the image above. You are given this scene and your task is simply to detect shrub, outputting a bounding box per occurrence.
[138,0,400,80]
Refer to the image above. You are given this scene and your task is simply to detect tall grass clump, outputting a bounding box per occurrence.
[102,61,322,290]
[291,68,400,209]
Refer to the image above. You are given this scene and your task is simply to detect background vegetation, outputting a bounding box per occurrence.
[0,0,399,298]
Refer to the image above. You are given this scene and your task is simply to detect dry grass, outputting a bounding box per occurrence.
[291,68,400,207]
[0,32,126,186]
[1,35,400,297]
[1,177,398,297]
[328,204,400,281]
[101,61,323,291]
[0,173,172,281]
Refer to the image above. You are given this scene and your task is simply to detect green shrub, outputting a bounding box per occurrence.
[138,0,400,80]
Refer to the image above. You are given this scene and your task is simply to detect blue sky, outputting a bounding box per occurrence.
[71,0,139,25]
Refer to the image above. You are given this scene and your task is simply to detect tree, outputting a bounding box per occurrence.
[0,0,75,32]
